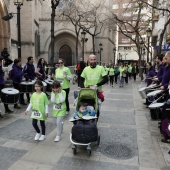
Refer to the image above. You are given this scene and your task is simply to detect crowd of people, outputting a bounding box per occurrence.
[0,48,170,144]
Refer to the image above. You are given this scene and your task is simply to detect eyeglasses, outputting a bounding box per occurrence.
[58,62,63,64]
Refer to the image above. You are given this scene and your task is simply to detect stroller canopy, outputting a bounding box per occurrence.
[76,88,98,111]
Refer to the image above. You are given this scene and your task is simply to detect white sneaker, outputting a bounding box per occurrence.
[34,133,41,141]
[39,135,46,141]
[54,136,60,142]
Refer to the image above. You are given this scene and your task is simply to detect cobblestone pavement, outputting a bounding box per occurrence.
[0,78,170,170]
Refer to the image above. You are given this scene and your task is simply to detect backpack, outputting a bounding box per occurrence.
[8,69,14,79]
[77,63,81,71]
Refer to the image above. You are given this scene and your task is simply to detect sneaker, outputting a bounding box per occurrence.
[39,135,46,141]
[54,136,60,142]
[34,133,41,141]
[161,139,170,143]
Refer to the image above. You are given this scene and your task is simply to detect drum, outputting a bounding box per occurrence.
[138,87,147,99]
[147,84,157,89]
[147,90,162,97]
[21,81,34,93]
[45,79,53,92]
[1,88,19,104]
[42,81,47,91]
[148,103,164,120]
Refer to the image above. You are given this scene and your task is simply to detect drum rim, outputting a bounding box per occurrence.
[149,103,164,108]
[147,90,162,96]
[1,88,19,94]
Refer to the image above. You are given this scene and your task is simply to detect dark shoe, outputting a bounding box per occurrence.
[161,139,170,143]
[5,109,14,113]
[143,103,147,105]
[0,114,3,118]
[14,105,21,109]
[20,102,27,105]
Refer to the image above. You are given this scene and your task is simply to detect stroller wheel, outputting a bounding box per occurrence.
[87,149,91,156]
[72,147,77,155]
[97,135,100,146]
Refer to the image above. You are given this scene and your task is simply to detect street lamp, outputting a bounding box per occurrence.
[146,28,152,62]
[113,48,116,64]
[139,40,144,80]
[50,0,60,66]
[13,0,24,59]
[99,43,103,65]
[81,31,88,62]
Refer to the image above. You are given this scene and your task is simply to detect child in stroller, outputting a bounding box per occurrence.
[69,88,100,156]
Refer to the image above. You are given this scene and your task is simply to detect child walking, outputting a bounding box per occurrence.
[25,80,49,141]
[51,80,66,142]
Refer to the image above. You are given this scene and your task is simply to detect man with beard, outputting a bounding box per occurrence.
[79,54,108,118]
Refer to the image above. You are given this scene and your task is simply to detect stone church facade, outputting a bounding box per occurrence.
[0,0,116,66]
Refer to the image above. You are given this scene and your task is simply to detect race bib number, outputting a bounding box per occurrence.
[53,103,62,110]
[31,110,42,119]
[56,78,64,84]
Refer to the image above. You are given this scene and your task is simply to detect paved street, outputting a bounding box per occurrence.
[0,78,170,170]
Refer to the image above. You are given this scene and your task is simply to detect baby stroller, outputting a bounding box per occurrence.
[69,88,100,156]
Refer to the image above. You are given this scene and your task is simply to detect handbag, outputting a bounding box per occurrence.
[122,71,126,78]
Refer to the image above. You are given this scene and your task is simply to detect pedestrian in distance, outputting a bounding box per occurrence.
[24,80,49,141]
[51,80,66,142]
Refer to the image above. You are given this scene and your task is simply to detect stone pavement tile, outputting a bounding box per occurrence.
[63,147,101,161]
[8,160,53,170]
[52,156,139,170]
[2,139,37,150]
[135,115,149,130]
[21,144,66,166]
[0,146,27,170]
[158,140,170,167]
[107,93,133,99]
[99,110,135,125]
[0,137,8,146]
[0,118,56,143]
[139,167,160,170]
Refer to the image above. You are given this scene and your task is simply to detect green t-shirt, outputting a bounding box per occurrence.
[109,68,115,76]
[119,67,125,76]
[30,92,49,120]
[81,65,107,91]
[52,90,66,117]
[55,66,72,89]
[105,67,110,75]
[128,65,132,73]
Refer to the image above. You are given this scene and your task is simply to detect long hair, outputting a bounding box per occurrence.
[37,58,45,67]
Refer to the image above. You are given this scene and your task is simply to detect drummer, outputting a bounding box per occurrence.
[160,51,170,90]
[0,57,13,115]
[36,58,46,81]
[153,54,164,84]
[143,62,156,106]
[23,56,36,103]
[12,59,25,108]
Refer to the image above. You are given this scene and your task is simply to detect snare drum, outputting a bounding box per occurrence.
[1,88,19,104]
[147,84,157,89]
[138,87,147,99]
[148,103,164,120]
[147,90,162,97]
[20,81,34,93]
[45,79,54,92]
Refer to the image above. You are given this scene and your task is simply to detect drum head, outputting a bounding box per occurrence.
[139,87,146,91]
[45,79,53,85]
[1,88,19,94]
[147,90,162,97]
[21,81,34,85]
[149,103,164,109]
[147,84,157,89]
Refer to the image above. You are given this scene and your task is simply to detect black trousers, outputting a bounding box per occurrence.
[109,76,114,85]
[32,119,46,135]
[133,73,137,81]
[125,73,129,83]
[63,88,70,112]
[114,74,118,83]
[13,82,24,104]
[0,84,9,111]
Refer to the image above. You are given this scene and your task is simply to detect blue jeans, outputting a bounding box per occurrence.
[120,76,124,87]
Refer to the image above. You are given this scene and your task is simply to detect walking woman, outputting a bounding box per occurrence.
[114,63,119,84]
[109,64,115,87]
[55,58,72,114]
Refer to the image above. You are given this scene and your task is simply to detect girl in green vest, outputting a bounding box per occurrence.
[109,64,115,87]
[119,63,125,87]
[25,80,49,141]
[51,80,66,142]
